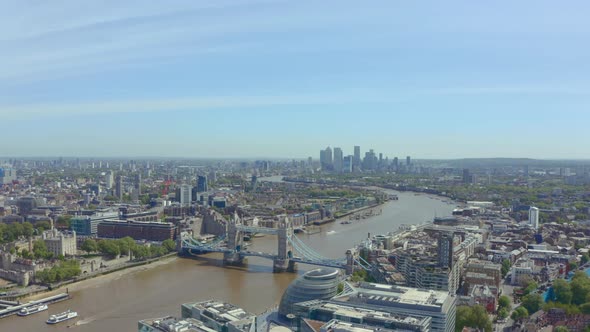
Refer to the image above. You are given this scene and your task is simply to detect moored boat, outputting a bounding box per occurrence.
[17,304,48,316]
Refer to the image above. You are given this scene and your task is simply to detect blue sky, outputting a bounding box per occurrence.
[1,1,589,159]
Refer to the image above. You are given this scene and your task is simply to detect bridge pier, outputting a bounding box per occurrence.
[223,252,244,266]
[287,260,297,273]
[273,258,289,273]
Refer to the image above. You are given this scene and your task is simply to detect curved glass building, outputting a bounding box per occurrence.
[278,268,341,318]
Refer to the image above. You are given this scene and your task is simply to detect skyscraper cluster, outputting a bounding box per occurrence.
[319,146,411,173]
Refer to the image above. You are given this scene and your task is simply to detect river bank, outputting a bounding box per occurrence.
[25,254,178,302]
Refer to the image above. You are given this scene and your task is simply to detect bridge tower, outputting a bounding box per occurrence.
[224,212,244,266]
[345,249,355,275]
[274,217,295,273]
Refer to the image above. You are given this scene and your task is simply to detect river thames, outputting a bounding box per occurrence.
[0,189,455,332]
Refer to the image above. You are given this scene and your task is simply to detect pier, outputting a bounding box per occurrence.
[0,293,70,319]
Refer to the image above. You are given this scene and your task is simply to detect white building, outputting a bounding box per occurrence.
[529,207,539,230]
[511,258,534,285]
[43,229,77,257]
[180,185,192,207]
[105,171,114,189]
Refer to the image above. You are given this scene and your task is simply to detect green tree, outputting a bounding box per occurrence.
[522,293,543,314]
[131,245,149,260]
[582,254,590,265]
[569,262,579,271]
[498,295,511,311]
[511,306,529,320]
[580,303,590,314]
[116,237,136,254]
[553,279,573,304]
[22,222,34,238]
[501,259,511,277]
[524,281,539,295]
[98,240,120,258]
[162,239,176,252]
[555,327,570,332]
[455,305,492,332]
[571,272,590,306]
[32,239,53,260]
[497,308,509,320]
[81,238,98,254]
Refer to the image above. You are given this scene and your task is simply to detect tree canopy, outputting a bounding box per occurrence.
[455,305,492,332]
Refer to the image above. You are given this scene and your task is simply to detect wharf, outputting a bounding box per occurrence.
[0,293,70,319]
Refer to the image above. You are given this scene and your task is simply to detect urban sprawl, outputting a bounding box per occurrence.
[1,147,590,332]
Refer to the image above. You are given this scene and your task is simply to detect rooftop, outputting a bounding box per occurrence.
[139,316,216,332]
[337,282,450,308]
[183,300,255,322]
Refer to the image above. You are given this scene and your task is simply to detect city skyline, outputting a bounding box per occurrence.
[2,1,590,158]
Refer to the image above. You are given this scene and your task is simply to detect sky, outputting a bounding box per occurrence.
[1,1,590,159]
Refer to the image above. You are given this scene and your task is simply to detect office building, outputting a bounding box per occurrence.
[279,268,341,318]
[353,146,361,169]
[97,220,176,241]
[296,282,455,332]
[320,147,333,171]
[343,156,353,173]
[138,316,215,332]
[529,206,539,230]
[293,301,431,332]
[0,166,16,185]
[333,147,343,173]
[180,184,192,206]
[70,211,119,236]
[197,175,208,193]
[406,156,411,166]
[393,157,399,170]
[16,197,37,215]
[181,300,256,332]
[362,150,377,171]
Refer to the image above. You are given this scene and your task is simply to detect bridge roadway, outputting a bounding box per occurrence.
[180,216,369,273]
[181,233,355,271]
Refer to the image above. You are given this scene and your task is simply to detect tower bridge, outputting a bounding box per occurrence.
[180,213,371,274]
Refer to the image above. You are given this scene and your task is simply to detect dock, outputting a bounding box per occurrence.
[0,293,70,319]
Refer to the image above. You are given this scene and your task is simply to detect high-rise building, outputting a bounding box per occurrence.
[115,175,123,201]
[363,149,377,171]
[438,233,454,268]
[462,169,472,184]
[406,156,411,166]
[180,185,192,206]
[333,147,343,173]
[0,166,16,185]
[106,170,114,189]
[353,146,361,167]
[343,156,353,173]
[134,173,142,195]
[393,157,399,170]
[197,175,208,193]
[320,147,333,170]
[529,207,539,230]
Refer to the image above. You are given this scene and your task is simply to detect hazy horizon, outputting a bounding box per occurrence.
[2,1,590,158]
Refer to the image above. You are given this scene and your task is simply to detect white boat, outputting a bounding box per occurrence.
[17,303,48,316]
[46,310,78,324]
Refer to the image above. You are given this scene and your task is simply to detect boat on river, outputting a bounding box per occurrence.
[46,310,78,324]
